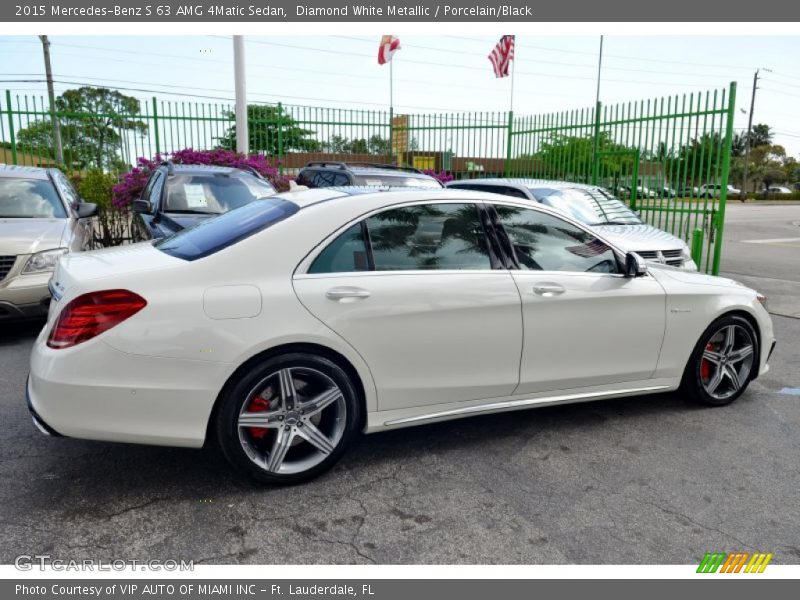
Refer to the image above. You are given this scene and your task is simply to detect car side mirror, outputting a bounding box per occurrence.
[132,199,152,214]
[76,202,97,218]
[624,252,648,278]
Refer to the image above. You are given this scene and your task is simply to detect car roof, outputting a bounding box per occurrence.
[446,178,601,191]
[0,164,52,180]
[274,186,570,213]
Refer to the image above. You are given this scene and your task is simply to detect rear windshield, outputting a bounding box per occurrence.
[165,173,276,214]
[0,177,67,218]
[155,197,298,261]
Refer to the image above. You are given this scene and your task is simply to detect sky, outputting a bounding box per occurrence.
[0,34,798,156]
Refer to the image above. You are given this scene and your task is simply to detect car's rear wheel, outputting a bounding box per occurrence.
[215,353,360,484]
[681,315,758,406]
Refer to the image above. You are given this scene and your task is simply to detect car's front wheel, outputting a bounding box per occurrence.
[215,353,361,484]
[681,315,758,406]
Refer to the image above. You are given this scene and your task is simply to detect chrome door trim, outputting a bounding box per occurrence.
[383,385,672,426]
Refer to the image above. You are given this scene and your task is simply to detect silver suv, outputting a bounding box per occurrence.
[0,165,96,320]
[446,178,697,270]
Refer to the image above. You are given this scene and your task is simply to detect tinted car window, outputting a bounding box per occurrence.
[164,174,275,214]
[367,203,491,271]
[155,197,298,261]
[308,224,370,274]
[495,206,619,273]
[0,178,67,218]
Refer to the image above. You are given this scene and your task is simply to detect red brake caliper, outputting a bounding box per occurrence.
[246,396,271,439]
[700,343,714,380]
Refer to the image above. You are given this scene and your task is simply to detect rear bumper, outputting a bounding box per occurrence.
[28,337,231,448]
[26,376,62,436]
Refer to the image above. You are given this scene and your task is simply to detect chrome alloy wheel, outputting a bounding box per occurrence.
[237,367,346,475]
[699,324,756,401]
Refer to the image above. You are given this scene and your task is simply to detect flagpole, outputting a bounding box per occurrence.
[390,59,394,113]
[509,36,516,114]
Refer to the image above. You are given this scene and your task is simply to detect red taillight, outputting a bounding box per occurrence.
[47,289,147,349]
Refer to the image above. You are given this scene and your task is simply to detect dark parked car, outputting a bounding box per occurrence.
[131,163,277,241]
[295,162,442,189]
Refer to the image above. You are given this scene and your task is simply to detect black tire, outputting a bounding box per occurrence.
[215,352,361,484]
[681,314,759,407]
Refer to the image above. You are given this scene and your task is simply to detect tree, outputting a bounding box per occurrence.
[217,104,320,154]
[322,134,389,155]
[748,123,773,148]
[16,87,147,170]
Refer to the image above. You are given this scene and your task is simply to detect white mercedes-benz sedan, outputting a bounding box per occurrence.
[28,188,776,484]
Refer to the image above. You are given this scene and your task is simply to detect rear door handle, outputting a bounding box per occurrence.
[326,286,371,301]
[532,283,566,297]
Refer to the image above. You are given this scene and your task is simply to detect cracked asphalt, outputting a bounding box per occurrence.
[0,203,798,565]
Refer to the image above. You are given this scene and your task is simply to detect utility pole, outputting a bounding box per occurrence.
[233,35,248,154]
[39,35,63,166]
[740,68,771,201]
[595,35,604,106]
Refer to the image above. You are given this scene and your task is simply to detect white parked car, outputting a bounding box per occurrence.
[766,186,792,195]
[28,188,775,483]
[697,183,741,198]
[446,179,696,269]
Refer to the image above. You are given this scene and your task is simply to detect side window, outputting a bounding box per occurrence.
[52,171,79,208]
[495,207,619,274]
[296,171,313,187]
[149,173,166,213]
[141,172,160,202]
[308,224,370,274]
[332,173,350,186]
[367,203,491,271]
[312,171,340,187]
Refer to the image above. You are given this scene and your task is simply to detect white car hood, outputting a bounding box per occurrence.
[591,223,686,252]
[0,218,68,255]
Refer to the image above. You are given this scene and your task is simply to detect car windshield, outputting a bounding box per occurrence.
[164,173,276,214]
[357,175,442,188]
[532,187,642,226]
[155,196,298,261]
[0,177,67,218]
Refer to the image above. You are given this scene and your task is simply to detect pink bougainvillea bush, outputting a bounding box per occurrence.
[421,169,455,185]
[112,149,292,209]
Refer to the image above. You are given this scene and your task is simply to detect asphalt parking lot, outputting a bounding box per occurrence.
[1,203,798,565]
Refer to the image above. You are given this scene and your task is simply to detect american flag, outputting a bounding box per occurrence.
[488,35,515,78]
[378,35,401,65]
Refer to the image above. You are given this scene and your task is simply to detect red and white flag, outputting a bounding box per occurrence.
[488,35,515,78]
[378,35,401,65]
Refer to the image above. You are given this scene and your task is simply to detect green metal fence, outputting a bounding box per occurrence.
[0,83,736,273]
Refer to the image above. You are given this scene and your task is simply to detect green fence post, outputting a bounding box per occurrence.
[711,82,737,276]
[151,97,161,156]
[388,106,394,165]
[630,149,640,212]
[504,110,514,177]
[691,228,704,267]
[277,102,284,175]
[5,90,17,165]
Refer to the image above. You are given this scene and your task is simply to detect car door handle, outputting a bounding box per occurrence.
[532,283,566,297]
[325,286,371,301]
